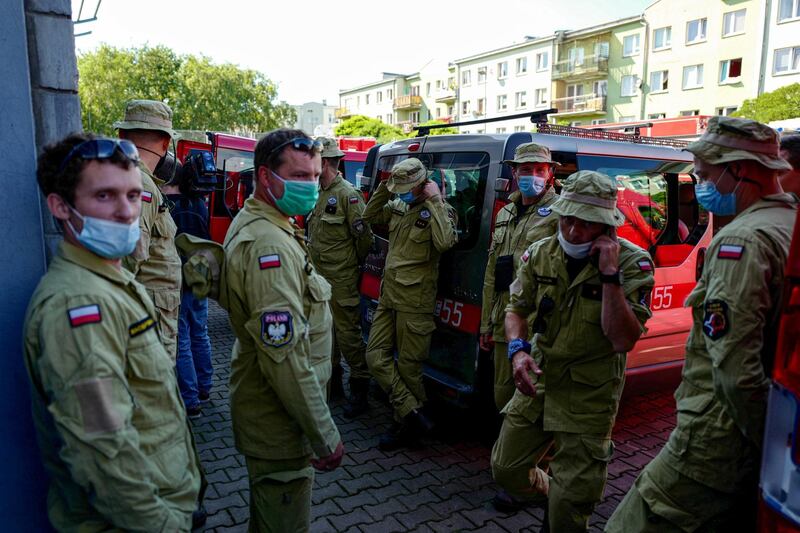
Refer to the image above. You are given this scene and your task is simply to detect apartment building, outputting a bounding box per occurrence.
[292,100,337,137]
[453,36,555,133]
[337,73,405,126]
[763,0,800,93]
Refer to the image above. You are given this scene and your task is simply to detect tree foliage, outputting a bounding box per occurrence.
[734,83,800,123]
[78,45,296,136]
[416,120,458,135]
[334,115,406,144]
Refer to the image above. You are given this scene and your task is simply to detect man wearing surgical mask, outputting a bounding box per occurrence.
[219,129,344,532]
[491,170,655,531]
[480,142,560,422]
[608,117,799,532]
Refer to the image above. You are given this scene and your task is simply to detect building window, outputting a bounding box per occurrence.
[436,80,441,90]
[462,100,471,115]
[497,94,508,111]
[593,80,608,97]
[477,98,485,115]
[595,42,610,58]
[570,121,584,126]
[426,82,431,96]
[365,94,370,105]
[462,70,471,86]
[436,108,442,118]
[569,47,585,67]
[650,70,669,93]
[686,18,707,44]
[774,46,800,74]
[535,52,549,71]
[592,119,607,125]
[478,67,487,84]
[387,89,393,99]
[653,27,672,50]
[621,75,638,97]
[386,114,393,124]
[497,61,508,79]
[514,125,526,132]
[376,91,382,103]
[722,9,746,37]
[719,58,743,83]
[447,76,455,89]
[715,106,739,116]
[496,127,507,133]
[409,111,420,123]
[515,91,527,108]
[779,0,800,21]
[410,85,420,96]
[680,109,700,116]
[376,115,383,123]
[357,96,360,107]
[648,113,666,119]
[447,105,454,116]
[623,34,641,56]
[516,57,528,74]
[534,88,547,107]
[620,116,637,123]
[682,64,704,89]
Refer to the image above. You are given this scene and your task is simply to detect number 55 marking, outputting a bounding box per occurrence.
[651,285,673,310]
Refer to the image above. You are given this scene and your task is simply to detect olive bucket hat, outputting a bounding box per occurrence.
[387,158,432,194]
[503,142,561,166]
[550,170,625,227]
[175,233,225,300]
[318,137,345,158]
[684,116,791,171]
[113,99,177,139]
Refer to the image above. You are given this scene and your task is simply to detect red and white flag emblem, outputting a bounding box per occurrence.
[259,254,281,270]
[141,191,153,203]
[717,244,744,260]
[638,260,653,272]
[68,304,102,327]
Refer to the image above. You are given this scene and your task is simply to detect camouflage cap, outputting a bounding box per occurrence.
[113,99,176,139]
[175,233,224,300]
[387,158,431,194]
[550,170,625,227]
[685,116,791,171]
[318,137,345,158]
[503,142,561,166]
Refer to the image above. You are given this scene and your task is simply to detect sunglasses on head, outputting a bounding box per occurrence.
[57,139,140,174]
[268,137,323,156]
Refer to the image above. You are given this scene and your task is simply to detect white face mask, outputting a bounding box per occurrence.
[67,206,140,259]
[557,228,593,259]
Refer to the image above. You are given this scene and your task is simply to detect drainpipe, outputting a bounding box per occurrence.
[639,15,649,121]
[758,0,773,96]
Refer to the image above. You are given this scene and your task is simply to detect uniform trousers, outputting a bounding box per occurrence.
[329,279,369,381]
[492,340,515,411]
[245,455,313,533]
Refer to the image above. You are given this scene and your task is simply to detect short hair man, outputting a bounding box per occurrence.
[360,158,458,450]
[115,99,183,360]
[25,133,201,531]
[780,134,800,196]
[491,171,655,531]
[219,129,343,532]
[307,137,374,417]
[607,117,799,532]
[480,142,560,412]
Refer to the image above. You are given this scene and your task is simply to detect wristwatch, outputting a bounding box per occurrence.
[599,270,623,285]
[507,338,532,360]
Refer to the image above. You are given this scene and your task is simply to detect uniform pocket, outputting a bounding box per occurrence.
[126,332,176,434]
[306,273,332,303]
[407,226,431,261]
[404,316,436,362]
[669,390,714,455]
[568,356,623,414]
[580,434,614,463]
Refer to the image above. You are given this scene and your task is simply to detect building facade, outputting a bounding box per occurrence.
[763,0,800,94]
[292,100,337,137]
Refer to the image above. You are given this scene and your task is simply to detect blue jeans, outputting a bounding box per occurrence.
[176,290,213,409]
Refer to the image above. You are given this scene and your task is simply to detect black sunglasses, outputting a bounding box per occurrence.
[268,137,323,156]
[57,139,140,174]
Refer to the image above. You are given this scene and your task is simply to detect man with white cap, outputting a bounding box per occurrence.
[607,116,799,532]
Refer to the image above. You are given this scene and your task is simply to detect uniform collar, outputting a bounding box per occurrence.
[242,197,296,235]
[510,187,556,213]
[321,173,343,192]
[739,192,799,217]
[139,160,164,187]
[59,241,134,285]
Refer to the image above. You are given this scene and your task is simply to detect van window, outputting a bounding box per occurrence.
[375,152,489,249]
[340,159,365,187]
[213,147,253,218]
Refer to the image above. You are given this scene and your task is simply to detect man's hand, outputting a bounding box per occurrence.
[590,227,621,275]
[422,181,442,201]
[311,441,344,471]
[479,333,494,352]
[512,351,542,397]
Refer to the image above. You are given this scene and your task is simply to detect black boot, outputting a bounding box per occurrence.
[377,408,434,451]
[343,378,370,419]
[329,365,345,400]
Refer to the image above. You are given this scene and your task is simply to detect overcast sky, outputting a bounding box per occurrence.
[72,0,654,106]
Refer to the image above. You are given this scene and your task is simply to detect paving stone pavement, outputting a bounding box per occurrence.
[194,302,677,533]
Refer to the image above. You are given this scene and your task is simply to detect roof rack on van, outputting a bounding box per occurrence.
[415,109,557,136]
[536,123,690,149]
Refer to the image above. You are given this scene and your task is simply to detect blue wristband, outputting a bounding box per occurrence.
[507,338,532,360]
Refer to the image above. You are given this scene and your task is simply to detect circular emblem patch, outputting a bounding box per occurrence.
[420,209,431,219]
[327,197,337,206]
[537,207,552,217]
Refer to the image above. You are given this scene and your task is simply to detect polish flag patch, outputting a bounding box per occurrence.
[638,260,653,272]
[717,244,744,260]
[259,254,281,270]
[521,250,530,263]
[68,304,102,327]
[141,191,153,203]
[349,196,359,204]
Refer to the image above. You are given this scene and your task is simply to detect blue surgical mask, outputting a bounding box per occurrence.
[694,168,738,216]
[557,228,593,259]
[518,175,547,198]
[67,206,140,259]
[268,170,319,215]
[397,191,416,204]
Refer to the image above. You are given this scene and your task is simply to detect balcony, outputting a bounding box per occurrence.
[393,95,423,110]
[335,107,353,119]
[552,54,609,81]
[435,89,457,104]
[552,94,607,115]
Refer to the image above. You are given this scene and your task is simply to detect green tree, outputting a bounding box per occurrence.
[416,119,458,135]
[335,115,406,144]
[78,44,295,136]
[734,83,800,123]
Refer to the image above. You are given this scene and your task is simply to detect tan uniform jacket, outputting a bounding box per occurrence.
[480,189,559,339]
[220,198,339,460]
[506,236,654,434]
[663,193,797,491]
[24,243,200,532]
[360,181,457,314]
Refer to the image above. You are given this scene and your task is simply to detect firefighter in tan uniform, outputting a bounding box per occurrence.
[307,137,373,416]
[361,158,458,450]
[24,133,200,531]
[491,171,655,531]
[116,100,182,360]
[480,142,560,412]
[220,130,343,532]
[607,117,799,532]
